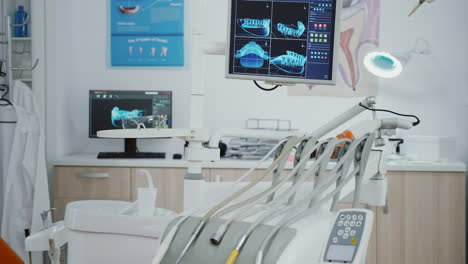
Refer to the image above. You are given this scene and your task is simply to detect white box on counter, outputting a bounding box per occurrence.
[402,136,456,162]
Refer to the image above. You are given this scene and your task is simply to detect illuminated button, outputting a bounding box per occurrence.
[358,215,364,221]
[350,221,356,227]
[345,227,351,233]
[351,238,357,245]
[356,221,362,227]
[338,230,344,236]
[343,233,349,239]
[338,221,344,227]
[352,215,357,221]
[332,237,339,244]
[350,230,357,237]
[344,221,350,227]
[324,39,328,43]
[346,215,351,220]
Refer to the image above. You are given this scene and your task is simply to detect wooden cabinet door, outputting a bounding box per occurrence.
[377,172,465,264]
[131,168,186,213]
[54,167,131,200]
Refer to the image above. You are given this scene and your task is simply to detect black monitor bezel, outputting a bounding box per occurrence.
[225,0,341,85]
[88,90,173,138]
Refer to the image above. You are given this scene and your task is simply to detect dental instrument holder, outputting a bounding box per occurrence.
[160,217,297,264]
[138,188,158,216]
[137,169,158,216]
[41,208,56,229]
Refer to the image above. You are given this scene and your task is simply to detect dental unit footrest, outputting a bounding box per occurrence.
[161,217,296,264]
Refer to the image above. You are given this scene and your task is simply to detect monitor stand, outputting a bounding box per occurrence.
[97,138,166,159]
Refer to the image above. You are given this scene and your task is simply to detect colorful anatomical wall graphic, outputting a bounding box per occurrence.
[289,0,380,97]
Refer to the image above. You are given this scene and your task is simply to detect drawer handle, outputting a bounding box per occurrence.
[75,172,110,179]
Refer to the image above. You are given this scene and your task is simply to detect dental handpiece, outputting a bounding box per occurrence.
[175,137,304,264]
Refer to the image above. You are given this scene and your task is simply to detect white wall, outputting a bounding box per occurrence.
[45,0,468,162]
[45,0,193,158]
[202,0,468,162]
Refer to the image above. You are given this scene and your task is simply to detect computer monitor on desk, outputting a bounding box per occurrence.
[89,90,172,159]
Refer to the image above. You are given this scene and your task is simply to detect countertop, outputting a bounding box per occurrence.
[51,154,467,173]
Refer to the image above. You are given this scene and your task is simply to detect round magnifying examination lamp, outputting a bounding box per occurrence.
[364,39,431,79]
[364,52,407,79]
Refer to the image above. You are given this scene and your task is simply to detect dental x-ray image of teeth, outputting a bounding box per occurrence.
[289,0,380,97]
[237,18,271,37]
[111,107,146,127]
[232,38,271,75]
[272,2,309,40]
[270,39,307,77]
[235,1,272,37]
[270,51,307,74]
[276,22,306,39]
[235,41,270,68]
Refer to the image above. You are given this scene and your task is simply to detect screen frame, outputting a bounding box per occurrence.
[225,0,342,85]
[88,90,173,138]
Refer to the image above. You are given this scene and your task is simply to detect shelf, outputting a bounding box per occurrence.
[11,37,31,41]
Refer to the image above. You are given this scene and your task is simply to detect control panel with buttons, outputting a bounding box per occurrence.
[321,209,374,264]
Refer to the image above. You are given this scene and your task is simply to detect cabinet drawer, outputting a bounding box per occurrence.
[131,168,185,213]
[54,167,131,200]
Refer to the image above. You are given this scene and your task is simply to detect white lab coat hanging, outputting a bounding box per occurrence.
[0,81,50,263]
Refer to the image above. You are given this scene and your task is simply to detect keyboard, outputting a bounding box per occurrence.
[97,152,166,159]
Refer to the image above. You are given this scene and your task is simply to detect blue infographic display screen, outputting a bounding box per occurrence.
[228,0,337,81]
[110,0,184,67]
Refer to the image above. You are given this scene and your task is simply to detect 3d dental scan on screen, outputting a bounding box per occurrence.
[89,90,172,159]
[3,1,465,264]
[227,0,340,85]
[89,90,172,137]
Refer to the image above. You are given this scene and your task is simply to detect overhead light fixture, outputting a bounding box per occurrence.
[364,39,431,79]
[364,52,405,79]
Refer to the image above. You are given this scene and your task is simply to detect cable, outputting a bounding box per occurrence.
[221,137,357,264]
[359,103,421,126]
[0,62,6,77]
[151,139,288,264]
[253,80,281,92]
[255,166,361,264]
[255,135,374,264]
[174,136,304,264]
